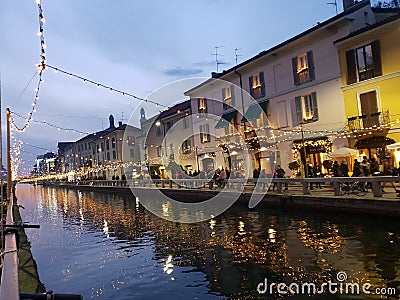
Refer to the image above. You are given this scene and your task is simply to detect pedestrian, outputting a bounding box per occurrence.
[313,165,322,188]
[360,156,370,176]
[218,168,227,188]
[340,160,349,177]
[333,161,342,177]
[352,159,364,177]
[276,165,288,191]
[370,158,380,176]
[307,164,314,190]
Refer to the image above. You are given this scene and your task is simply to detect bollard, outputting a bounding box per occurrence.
[169,180,173,188]
[302,182,309,195]
[371,181,383,197]
[161,180,165,188]
[333,182,341,196]
[277,182,282,193]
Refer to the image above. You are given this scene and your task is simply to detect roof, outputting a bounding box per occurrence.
[57,142,73,151]
[156,100,191,121]
[185,1,370,95]
[334,13,400,44]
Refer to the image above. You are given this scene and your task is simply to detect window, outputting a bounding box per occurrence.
[156,124,163,136]
[130,148,134,158]
[112,151,116,159]
[96,144,100,153]
[106,152,110,161]
[200,124,211,143]
[198,98,207,113]
[293,92,319,125]
[292,51,315,85]
[127,136,134,145]
[85,143,87,151]
[181,140,192,154]
[106,140,110,150]
[156,146,162,157]
[345,40,382,84]
[112,138,116,148]
[222,85,235,110]
[277,100,288,128]
[165,121,173,133]
[248,72,265,99]
[183,117,189,129]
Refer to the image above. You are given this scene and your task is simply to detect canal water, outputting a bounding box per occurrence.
[17,184,400,299]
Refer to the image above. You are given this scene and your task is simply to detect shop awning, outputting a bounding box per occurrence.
[215,111,236,129]
[241,101,267,122]
[355,136,395,149]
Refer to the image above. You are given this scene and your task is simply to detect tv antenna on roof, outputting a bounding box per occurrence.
[327,0,338,14]
[234,48,242,66]
[211,46,224,73]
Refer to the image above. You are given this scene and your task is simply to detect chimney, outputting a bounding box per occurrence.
[109,115,115,129]
[119,121,123,127]
[343,0,363,11]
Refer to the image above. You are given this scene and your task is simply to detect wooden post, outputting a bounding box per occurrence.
[6,108,11,202]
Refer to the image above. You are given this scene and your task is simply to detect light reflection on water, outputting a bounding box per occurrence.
[17,184,400,299]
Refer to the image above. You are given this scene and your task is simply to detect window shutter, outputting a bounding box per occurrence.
[222,88,227,110]
[371,40,382,77]
[311,92,318,121]
[292,57,300,85]
[295,96,303,124]
[346,49,357,84]
[230,84,235,106]
[204,98,207,113]
[248,76,254,97]
[291,97,301,126]
[260,72,266,97]
[307,51,315,81]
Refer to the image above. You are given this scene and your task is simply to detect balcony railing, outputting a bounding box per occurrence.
[346,110,390,132]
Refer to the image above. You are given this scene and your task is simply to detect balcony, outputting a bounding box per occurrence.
[346,110,390,132]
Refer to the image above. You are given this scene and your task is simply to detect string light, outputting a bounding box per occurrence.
[46,64,171,109]
[11,111,91,135]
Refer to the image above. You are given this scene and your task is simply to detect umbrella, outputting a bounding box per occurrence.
[327,147,358,158]
[386,142,400,150]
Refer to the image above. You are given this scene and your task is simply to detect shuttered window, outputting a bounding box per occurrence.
[292,51,315,85]
[292,92,319,125]
[346,40,382,84]
[248,72,265,99]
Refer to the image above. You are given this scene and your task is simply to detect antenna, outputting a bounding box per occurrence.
[234,48,242,65]
[211,46,224,73]
[327,0,338,14]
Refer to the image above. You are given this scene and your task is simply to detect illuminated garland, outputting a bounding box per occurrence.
[11,0,47,133]
[46,65,170,109]
[11,111,90,135]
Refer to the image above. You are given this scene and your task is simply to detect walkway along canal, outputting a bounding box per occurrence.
[42,176,400,217]
[16,184,400,299]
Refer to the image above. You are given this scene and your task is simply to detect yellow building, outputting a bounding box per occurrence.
[335,14,400,166]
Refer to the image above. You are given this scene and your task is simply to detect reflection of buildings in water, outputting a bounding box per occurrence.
[30,187,400,297]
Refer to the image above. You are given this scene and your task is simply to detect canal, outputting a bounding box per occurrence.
[17,184,400,299]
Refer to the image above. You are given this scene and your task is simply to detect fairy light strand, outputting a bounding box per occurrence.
[46,64,170,109]
[11,111,91,135]
[12,0,47,133]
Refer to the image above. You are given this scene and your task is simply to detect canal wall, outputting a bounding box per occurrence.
[41,182,400,217]
[13,199,45,294]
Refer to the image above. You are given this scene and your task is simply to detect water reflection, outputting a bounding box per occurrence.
[17,184,400,299]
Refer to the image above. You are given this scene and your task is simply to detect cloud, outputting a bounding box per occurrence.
[163,67,203,76]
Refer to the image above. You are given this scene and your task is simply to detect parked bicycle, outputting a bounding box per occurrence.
[340,181,368,196]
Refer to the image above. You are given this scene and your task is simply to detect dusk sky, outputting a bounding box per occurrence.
[1,0,346,173]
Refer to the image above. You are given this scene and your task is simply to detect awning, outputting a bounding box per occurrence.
[241,101,267,122]
[355,136,395,149]
[215,111,236,129]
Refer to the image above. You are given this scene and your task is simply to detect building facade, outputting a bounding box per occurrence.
[335,14,400,166]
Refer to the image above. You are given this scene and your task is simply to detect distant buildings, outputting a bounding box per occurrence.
[50,0,399,180]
